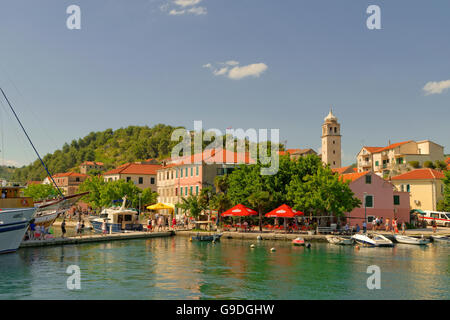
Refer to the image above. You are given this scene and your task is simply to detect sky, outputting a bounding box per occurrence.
[0,0,449,167]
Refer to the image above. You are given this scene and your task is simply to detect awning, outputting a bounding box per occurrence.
[221,204,257,217]
[265,204,304,218]
[411,209,425,214]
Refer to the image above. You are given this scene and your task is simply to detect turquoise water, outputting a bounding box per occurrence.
[0,237,448,300]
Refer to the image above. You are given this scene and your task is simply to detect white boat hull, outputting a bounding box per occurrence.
[0,207,36,254]
[395,235,430,245]
[431,235,450,244]
[352,233,394,247]
[326,235,354,245]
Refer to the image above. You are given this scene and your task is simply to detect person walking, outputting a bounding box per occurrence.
[76,220,81,237]
[362,221,367,234]
[392,218,398,234]
[147,217,152,232]
[385,218,390,232]
[372,218,377,231]
[432,218,437,233]
[61,219,67,239]
[172,217,177,230]
[401,221,406,235]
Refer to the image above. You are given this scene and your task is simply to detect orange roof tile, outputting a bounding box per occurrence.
[103,163,161,175]
[362,146,382,153]
[340,171,369,183]
[53,172,88,178]
[391,168,445,181]
[332,165,353,174]
[374,141,413,153]
[80,161,104,166]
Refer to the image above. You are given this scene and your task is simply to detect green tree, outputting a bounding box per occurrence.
[248,190,273,231]
[78,176,107,210]
[176,194,203,220]
[23,184,59,201]
[439,171,450,211]
[408,161,420,169]
[434,160,447,171]
[423,161,435,169]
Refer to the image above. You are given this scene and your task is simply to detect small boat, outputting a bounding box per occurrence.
[191,233,222,242]
[0,186,37,254]
[292,237,305,246]
[89,197,142,233]
[352,233,394,247]
[394,235,430,245]
[431,235,450,244]
[326,235,354,245]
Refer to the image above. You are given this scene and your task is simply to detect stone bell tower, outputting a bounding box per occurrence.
[321,108,341,169]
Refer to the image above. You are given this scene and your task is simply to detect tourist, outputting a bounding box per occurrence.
[29,220,36,240]
[431,218,437,233]
[392,219,398,234]
[356,224,360,233]
[76,220,81,237]
[401,221,406,235]
[102,219,107,235]
[385,218,390,232]
[147,217,152,232]
[376,217,380,231]
[151,218,156,231]
[372,218,377,231]
[344,223,349,234]
[243,220,249,232]
[172,217,177,230]
[380,217,384,229]
[362,221,367,233]
[61,219,67,238]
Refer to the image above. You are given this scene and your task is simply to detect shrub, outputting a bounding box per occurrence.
[423,161,435,169]
[408,161,420,169]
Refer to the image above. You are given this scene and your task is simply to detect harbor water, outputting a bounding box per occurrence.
[0,237,448,299]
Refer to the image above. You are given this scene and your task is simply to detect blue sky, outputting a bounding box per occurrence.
[0,0,449,167]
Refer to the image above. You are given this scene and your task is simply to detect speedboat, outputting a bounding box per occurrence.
[394,234,430,245]
[0,186,37,254]
[90,197,142,233]
[431,235,450,244]
[326,235,354,245]
[352,233,394,247]
[292,237,305,246]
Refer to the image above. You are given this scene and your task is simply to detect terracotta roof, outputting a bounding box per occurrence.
[332,165,353,174]
[363,146,382,153]
[375,141,413,153]
[278,148,316,156]
[340,171,369,183]
[353,168,358,172]
[80,161,104,166]
[53,172,88,178]
[391,168,445,181]
[103,163,161,175]
[446,157,450,164]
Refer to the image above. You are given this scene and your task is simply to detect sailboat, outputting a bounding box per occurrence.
[0,88,78,253]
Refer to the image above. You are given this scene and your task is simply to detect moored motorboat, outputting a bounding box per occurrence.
[292,237,305,246]
[431,235,450,244]
[191,233,222,242]
[326,235,354,245]
[394,235,430,245]
[0,186,37,254]
[352,233,394,247]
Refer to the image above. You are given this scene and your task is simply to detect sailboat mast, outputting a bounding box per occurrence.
[0,88,64,198]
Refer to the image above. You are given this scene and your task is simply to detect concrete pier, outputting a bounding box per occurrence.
[20,231,174,248]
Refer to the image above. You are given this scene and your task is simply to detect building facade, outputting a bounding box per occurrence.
[321,109,341,169]
[341,171,410,228]
[357,140,445,177]
[390,168,445,211]
[79,161,104,174]
[44,172,88,196]
[103,162,161,192]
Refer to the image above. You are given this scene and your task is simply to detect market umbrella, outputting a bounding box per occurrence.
[147,202,175,212]
[221,204,257,217]
[264,204,303,218]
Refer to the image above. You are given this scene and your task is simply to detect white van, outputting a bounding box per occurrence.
[419,211,450,227]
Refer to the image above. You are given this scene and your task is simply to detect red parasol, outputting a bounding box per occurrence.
[264,204,303,218]
[221,204,257,217]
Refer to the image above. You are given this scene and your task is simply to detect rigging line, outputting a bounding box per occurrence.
[0,87,64,198]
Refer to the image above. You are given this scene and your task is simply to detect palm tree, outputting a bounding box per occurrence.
[248,191,273,232]
[176,195,203,220]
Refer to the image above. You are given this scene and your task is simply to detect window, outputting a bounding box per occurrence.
[196,166,199,176]
[124,215,132,221]
[185,187,188,196]
[176,169,178,178]
[126,177,131,182]
[333,161,336,165]
[191,167,193,176]
[365,175,372,184]
[367,216,375,223]
[365,195,374,208]
[406,184,410,192]
[394,195,400,205]
[334,127,337,133]
[400,185,404,192]
[185,168,188,177]
[333,140,335,144]
[375,161,379,166]
[190,186,193,195]
[180,168,183,178]
[175,188,178,196]
[138,177,143,184]
[196,186,199,195]
[333,150,335,154]
[76,177,80,182]
[151,177,155,184]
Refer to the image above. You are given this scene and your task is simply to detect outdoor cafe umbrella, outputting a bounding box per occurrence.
[265,204,304,232]
[146,202,175,212]
[221,204,257,217]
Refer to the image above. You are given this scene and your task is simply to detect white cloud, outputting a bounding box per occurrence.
[203,61,268,80]
[213,67,228,76]
[174,0,202,7]
[187,6,207,15]
[228,63,268,80]
[423,80,450,95]
[169,9,185,15]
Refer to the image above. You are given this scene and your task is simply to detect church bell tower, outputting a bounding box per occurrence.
[321,109,341,169]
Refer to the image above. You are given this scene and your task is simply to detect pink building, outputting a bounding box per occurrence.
[341,172,410,228]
